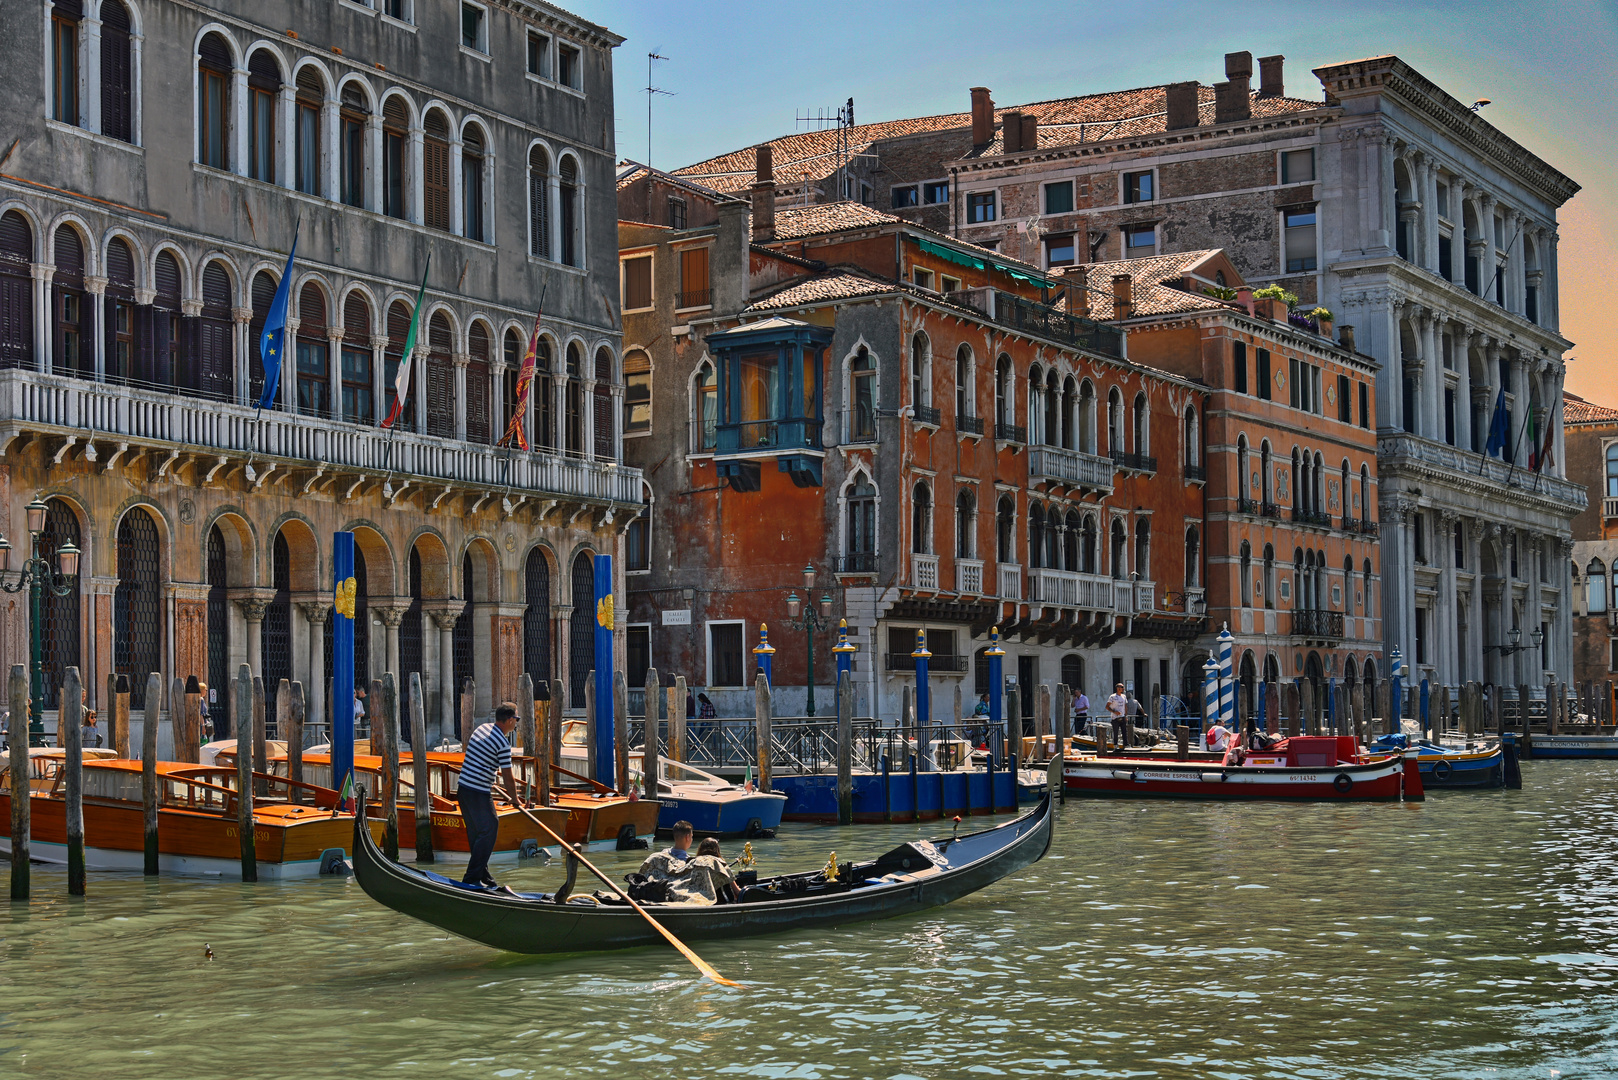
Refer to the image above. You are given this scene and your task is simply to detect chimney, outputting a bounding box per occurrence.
[1236,286,1255,316]
[1002,111,1023,153]
[1111,273,1134,320]
[1165,81,1200,130]
[1020,113,1037,152]
[970,87,994,148]
[1338,324,1356,353]
[1257,54,1285,98]
[1216,50,1252,123]
[750,145,775,242]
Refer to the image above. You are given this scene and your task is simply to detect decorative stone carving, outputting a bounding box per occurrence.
[234,597,270,622]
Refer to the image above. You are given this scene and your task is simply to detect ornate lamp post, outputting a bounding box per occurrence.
[784,563,834,717]
[0,498,82,746]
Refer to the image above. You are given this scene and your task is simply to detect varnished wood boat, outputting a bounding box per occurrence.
[353,788,1054,954]
[0,755,380,879]
[1063,735,1424,801]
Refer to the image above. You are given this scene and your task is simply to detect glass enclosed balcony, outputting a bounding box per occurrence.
[705,317,834,490]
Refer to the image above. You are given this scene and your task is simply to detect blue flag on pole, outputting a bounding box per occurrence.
[256,226,300,410]
[1484,388,1508,458]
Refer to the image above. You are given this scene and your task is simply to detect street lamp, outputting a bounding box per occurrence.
[0,498,81,746]
[1488,626,1543,655]
[783,563,835,716]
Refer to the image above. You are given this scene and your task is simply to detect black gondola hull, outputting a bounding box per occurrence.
[351,794,1053,954]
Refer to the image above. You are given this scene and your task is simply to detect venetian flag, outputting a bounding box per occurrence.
[500,299,544,450]
[382,255,431,429]
[255,223,300,410]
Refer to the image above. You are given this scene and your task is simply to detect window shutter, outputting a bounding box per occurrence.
[425,314,455,437]
[106,238,134,291]
[53,226,84,284]
[99,0,133,142]
[528,148,550,258]
[466,323,490,443]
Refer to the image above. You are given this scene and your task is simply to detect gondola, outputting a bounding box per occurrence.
[351,788,1053,954]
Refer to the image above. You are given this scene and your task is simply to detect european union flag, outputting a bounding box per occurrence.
[1484,388,1508,458]
[256,226,299,410]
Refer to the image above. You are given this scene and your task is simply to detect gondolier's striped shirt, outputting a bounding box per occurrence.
[459,722,511,793]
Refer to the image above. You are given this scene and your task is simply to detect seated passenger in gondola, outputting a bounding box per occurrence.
[666,837,738,906]
[638,820,694,883]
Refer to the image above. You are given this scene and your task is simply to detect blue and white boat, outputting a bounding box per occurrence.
[652,757,787,839]
[1366,734,1505,788]
[1501,732,1618,759]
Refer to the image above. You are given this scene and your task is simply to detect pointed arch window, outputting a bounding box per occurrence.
[423,111,451,231]
[1081,515,1097,574]
[1589,559,1608,614]
[1185,527,1200,588]
[461,125,486,241]
[593,346,615,460]
[1240,541,1252,606]
[995,496,1015,564]
[850,347,876,441]
[564,341,585,454]
[104,237,135,384]
[1028,503,1045,569]
[911,482,933,555]
[1135,518,1151,580]
[693,359,717,451]
[624,348,651,434]
[0,211,34,370]
[502,327,523,441]
[1264,544,1276,610]
[845,474,876,569]
[206,524,230,720]
[1110,519,1127,578]
[626,483,652,572]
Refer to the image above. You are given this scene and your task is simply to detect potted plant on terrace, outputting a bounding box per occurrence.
[1308,306,1334,339]
[1251,284,1296,323]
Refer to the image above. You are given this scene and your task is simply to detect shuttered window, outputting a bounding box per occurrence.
[423,112,451,232]
[154,252,184,388]
[296,284,330,417]
[465,322,491,443]
[100,0,133,142]
[53,225,90,378]
[593,346,614,459]
[342,294,373,424]
[0,211,34,370]
[385,300,414,431]
[425,312,455,437]
[248,271,277,407]
[383,97,408,219]
[295,70,322,196]
[104,238,135,382]
[559,156,578,266]
[528,147,551,258]
[197,263,234,400]
[622,255,651,310]
[247,50,282,183]
[51,0,80,126]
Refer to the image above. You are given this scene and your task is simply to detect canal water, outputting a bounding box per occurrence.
[4,762,1617,1079]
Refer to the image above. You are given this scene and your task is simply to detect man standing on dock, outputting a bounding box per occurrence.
[457,704,526,887]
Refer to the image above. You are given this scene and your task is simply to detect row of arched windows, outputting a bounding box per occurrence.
[1235,432,1373,517]
[1236,540,1376,617]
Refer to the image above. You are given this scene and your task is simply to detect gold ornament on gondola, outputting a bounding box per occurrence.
[736,841,756,870]
[822,850,839,881]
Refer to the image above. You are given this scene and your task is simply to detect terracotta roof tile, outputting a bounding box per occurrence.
[745,269,899,311]
[1063,252,1232,318]
[770,202,902,239]
[1564,394,1618,425]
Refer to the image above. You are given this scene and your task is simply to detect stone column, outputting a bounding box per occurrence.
[1559,537,1576,685]
[231,65,249,177]
[321,94,340,200]
[1419,308,1440,439]
[298,601,331,736]
[234,597,270,679]
[408,122,425,225]
[277,83,296,189]
[282,317,300,412]
[1439,510,1460,687]
[327,327,345,420]
[554,605,573,709]
[583,377,597,460]
[453,352,469,440]
[373,604,406,681]
[31,263,54,372]
[1452,323,1473,452]
[84,276,106,381]
[1421,158,1441,273]
[449,134,464,238]
[1378,135,1399,250]
[366,110,383,213]
[232,307,253,406]
[82,14,103,134]
[429,606,464,743]
[370,334,389,426]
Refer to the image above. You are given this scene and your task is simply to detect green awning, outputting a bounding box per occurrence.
[915,237,984,271]
[996,264,1046,286]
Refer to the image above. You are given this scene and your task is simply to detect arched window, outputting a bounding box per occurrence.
[1236,435,1250,503]
[955,489,976,559]
[626,484,652,571]
[262,532,293,717]
[1061,654,1084,692]
[383,97,409,219]
[501,327,522,441]
[1314,452,1325,512]
[1184,405,1200,467]
[340,82,369,208]
[996,495,1015,564]
[423,110,451,231]
[593,345,615,460]
[1107,388,1124,453]
[1607,444,1618,498]
[528,145,552,258]
[1063,511,1080,571]
[956,344,974,422]
[1044,370,1060,447]
[1293,548,1305,610]
[1344,555,1356,612]
[1081,514,1097,574]
[40,499,80,711]
[524,547,552,691]
[296,283,331,417]
[53,225,90,379]
[912,482,933,555]
[462,125,487,241]
[0,211,34,370]
[1240,541,1252,606]
[1077,380,1096,453]
[115,508,163,709]
[1589,559,1608,614]
[150,250,183,386]
[911,332,930,412]
[1184,526,1198,587]
[197,32,232,170]
[559,155,579,266]
[197,262,234,399]
[1026,365,1043,444]
[384,299,413,430]
[1133,392,1148,453]
[995,354,1012,427]
[693,359,716,451]
[1263,543,1276,610]
[1135,518,1151,579]
[1363,558,1374,619]
[1111,518,1127,578]
[466,322,492,442]
[623,348,651,435]
[400,547,423,687]
[100,0,134,142]
[247,50,281,183]
[1260,441,1273,505]
[425,311,455,437]
[1061,376,1076,450]
[51,0,81,126]
[850,346,876,440]
[341,293,373,424]
[1044,507,1059,569]
[845,474,876,567]
[104,237,135,383]
[1292,448,1303,509]
[1359,464,1371,520]
[1028,503,1045,569]
[564,341,584,454]
[294,67,324,196]
[568,551,595,708]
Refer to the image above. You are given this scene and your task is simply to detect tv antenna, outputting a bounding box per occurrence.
[646,51,673,169]
[793,98,856,205]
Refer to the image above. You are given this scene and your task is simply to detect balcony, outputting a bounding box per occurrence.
[913,404,941,427]
[1184,462,1206,483]
[1291,609,1345,639]
[1110,450,1157,473]
[957,558,984,595]
[1028,568,1120,611]
[1379,433,1588,513]
[1134,579,1157,613]
[1292,507,1332,529]
[0,369,642,506]
[884,652,969,673]
[1342,516,1380,537]
[911,553,939,590]
[1029,445,1114,492]
[1237,497,1259,515]
[958,413,984,437]
[995,422,1026,445]
[1261,502,1283,519]
[990,291,1126,359]
[676,288,713,310]
[706,317,833,491]
[1606,497,1618,519]
[835,552,877,575]
[997,562,1022,600]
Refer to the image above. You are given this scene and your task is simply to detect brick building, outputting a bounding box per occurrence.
[0,0,638,743]
[674,48,1584,696]
[1565,395,1618,691]
[620,156,1207,722]
[1070,249,1382,706]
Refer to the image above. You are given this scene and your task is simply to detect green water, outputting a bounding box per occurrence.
[4,763,1617,1079]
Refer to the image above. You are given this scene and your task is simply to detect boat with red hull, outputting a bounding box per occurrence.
[1063,736,1424,802]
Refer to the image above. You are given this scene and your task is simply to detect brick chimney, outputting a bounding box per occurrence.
[1020,113,1037,152]
[1257,54,1285,98]
[750,145,775,242]
[1165,81,1200,130]
[970,86,994,148]
[1111,273,1134,320]
[1338,324,1356,353]
[1002,110,1023,153]
[1215,51,1252,123]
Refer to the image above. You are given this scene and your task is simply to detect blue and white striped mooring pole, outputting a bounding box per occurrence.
[1216,623,1235,728]
[1202,654,1220,730]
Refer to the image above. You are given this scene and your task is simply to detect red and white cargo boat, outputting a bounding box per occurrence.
[1062,736,1423,802]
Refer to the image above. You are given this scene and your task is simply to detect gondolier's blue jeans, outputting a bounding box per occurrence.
[457,787,499,885]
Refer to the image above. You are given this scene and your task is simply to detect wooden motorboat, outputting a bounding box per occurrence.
[650,757,786,839]
[1063,735,1424,801]
[352,788,1054,954]
[1366,735,1506,788]
[0,755,378,879]
[1502,731,1618,759]
[508,754,660,850]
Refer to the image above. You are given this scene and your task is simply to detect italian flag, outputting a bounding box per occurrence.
[382,255,431,429]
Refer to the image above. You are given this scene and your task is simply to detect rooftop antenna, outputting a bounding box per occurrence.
[792,98,856,205]
[646,51,672,169]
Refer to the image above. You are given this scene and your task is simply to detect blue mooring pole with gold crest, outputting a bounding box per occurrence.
[331,532,356,807]
[593,553,615,789]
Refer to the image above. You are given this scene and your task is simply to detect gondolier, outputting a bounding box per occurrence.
[458,703,527,887]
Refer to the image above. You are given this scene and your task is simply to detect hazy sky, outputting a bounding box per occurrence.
[570,0,1617,402]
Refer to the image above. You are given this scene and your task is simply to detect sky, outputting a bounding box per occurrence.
[569,0,1618,403]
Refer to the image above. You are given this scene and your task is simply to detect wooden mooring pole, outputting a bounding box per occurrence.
[273,679,291,797]
[643,667,660,766]
[181,676,201,763]
[62,667,84,896]
[535,679,552,809]
[407,672,432,862]
[235,665,257,882]
[835,669,853,826]
[9,666,29,900]
[376,677,397,861]
[109,673,130,758]
[143,671,161,876]
[287,682,305,803]
[670,676,687,764]
[614,670,629,793]
[518,673,537,798]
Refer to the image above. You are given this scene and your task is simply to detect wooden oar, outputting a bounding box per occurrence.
[509,802,743,989]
